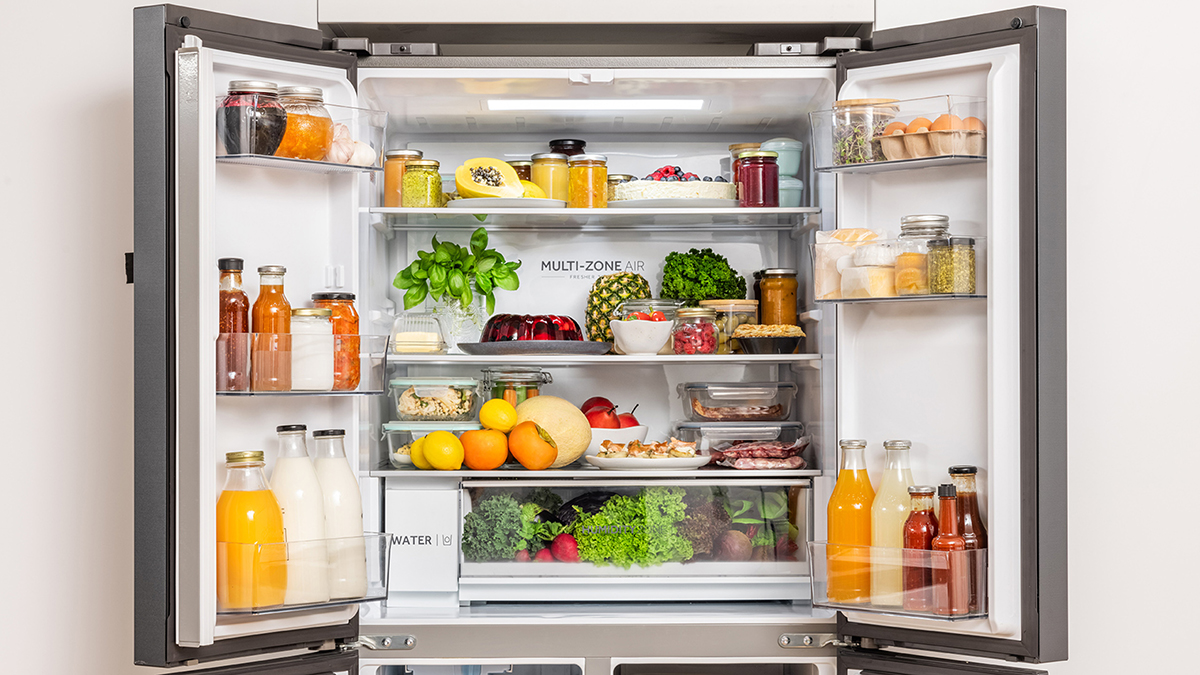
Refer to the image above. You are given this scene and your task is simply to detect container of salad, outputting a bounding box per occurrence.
[481,367,552,406]
[390,377,480,421]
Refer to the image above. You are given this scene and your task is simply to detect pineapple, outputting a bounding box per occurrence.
[585,273,653,342]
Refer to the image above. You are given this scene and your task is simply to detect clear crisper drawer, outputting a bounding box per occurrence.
[806,542,987,621]
[216,533,390,615]
[680,381,797,422]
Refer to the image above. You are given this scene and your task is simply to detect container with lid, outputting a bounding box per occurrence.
[728,142,761,183]
[508,160,533,182]
[671,420,807,454]
[217,448,286,611]
[808,98,899,168]
[699,300,759,354]
[291,307,334,391]
[928,237,978,295]
[681,381,797,422]
[894,215,950,295]
[567,154,608,208]
[549,139,587,156]
[760,137,805,176]
[531,152,569,201]
[385,421,483,468]
[779,176,805,207]
[672,307,718,355]
[390,377,480,422]
[390,313,447,354]
[274,86,333,161]
[737,151,780,208]
[218,80,287,156]
[401,159,443,208]
[312,292,360,390]
[481,367,553,406]
[760,268,798,325]
[382,149,424,207]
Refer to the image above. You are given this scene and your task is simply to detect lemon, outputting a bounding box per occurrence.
[409,436,433,470]
[423,430,464,471]
[479,398,518,433]
[520,180,547,199]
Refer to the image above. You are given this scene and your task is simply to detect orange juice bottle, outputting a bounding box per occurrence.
[216,451,287,610]
[827,439,875,604]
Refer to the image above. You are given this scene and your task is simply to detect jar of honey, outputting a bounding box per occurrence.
[275,86,333,161]
[568,154,608,208]
[760,268,798,325]
[382,149,423,207]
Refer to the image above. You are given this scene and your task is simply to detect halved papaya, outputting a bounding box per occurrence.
[455,158,523,199]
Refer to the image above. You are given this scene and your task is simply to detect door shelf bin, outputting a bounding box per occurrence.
[813,237,987,301]
[216,97,388,170]
[806,542,987,621]
[215,334,389,395]
[217,533,391,615]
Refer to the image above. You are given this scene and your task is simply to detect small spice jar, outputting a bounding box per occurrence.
[928,237,977,294]
[895,214,950,296]
[275,86,333,161]
[729,142,760,184]
[509,160,533,182]
[382,149,423,207]
[312,292,360,391]
[401,159,443,208]
[568,153,608,208]
[672,307,718,355]
[531,153,569,201]
[699,300,759,354]
[217,80,286,156]
[550,138,587,156]
[760,268,798,325]
[832,98,899,165]
[737,151,780,208]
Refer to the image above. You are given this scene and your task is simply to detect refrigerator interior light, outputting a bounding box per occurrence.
[486,98,706,111]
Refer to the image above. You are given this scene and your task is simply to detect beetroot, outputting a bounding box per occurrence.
[515,549,531,562]
[713,530,753,561]
[550,533,580,562]
[534,548,555,562]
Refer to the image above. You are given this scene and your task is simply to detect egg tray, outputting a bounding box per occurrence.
[876,129,986,161]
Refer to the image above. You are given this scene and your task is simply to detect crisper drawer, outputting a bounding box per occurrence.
[456,478,811,603]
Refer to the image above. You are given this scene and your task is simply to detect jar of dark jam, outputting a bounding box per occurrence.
[737,150,780,208]
[509,160,533,181]
[218,80,287,156]
[549,139,587,156]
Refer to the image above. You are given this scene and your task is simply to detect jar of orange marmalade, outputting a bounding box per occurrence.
[567,154,607,208]
[275,86,333,161]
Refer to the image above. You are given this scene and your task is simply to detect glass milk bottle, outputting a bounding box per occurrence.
[290,308,335,391]
[269,425,330,606]
[871,439,915,606]
[312,429,367,599]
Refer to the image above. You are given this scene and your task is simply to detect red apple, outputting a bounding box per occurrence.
[580,396,615,414]
[617,404,640,428]
[585,406,621,429]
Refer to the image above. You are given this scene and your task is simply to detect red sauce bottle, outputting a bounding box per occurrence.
[901,485,939,612]
[931,484,969,616]
[217,258,249,391]
[950,465,988,615]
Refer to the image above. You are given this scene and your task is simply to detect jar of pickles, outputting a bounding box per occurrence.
[568,154,608,208]
[482,367,553,406]
[275,86,333,161]
[383,149,423,207]
[531,153,569,201]
[699,300,758,353]
[672,307,718,355]
[737,151,780,207]
[895,214,950,295]
[401,159,442,207]
[509,160,533,182]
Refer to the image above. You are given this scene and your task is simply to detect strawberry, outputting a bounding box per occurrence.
[550,533,580,562]
[515,549,531,562]
[534,548,555,562]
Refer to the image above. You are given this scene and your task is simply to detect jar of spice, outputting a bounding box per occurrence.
[312,292,360,391]
[531,153,569,201]
[275,86,333,161]
[760,268,798,325]
[401,159,443,208]
[699,300,759,354]
[832,98,899,165]
[672,308,718,355]
[737,151,780,208]
[729,142,760,184]
[290,308,334,392]
[895,214,950,296]
[568,154,608,208]
[509,160,533,182]
[382,149,423,207]
[218,80,286,156]
[549,138,587,156]
[928,238,977,294]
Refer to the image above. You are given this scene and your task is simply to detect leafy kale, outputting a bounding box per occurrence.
[461,494,524,561]
[525,486,564,514]
[660,248,747,306]
[518,502,565,554]
[573,487,693,569]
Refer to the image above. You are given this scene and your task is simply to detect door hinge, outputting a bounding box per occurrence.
[753,37,861,56]
[359,634,417,650]
[333,38,440,56]
[125,252,134,284]
[778,633,857,649]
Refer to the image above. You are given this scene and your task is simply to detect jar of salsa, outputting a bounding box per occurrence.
[728,142,760,185]
[382,149,423,207]
[531,153,569,201]
[549,139,587,156]
[672,307,718,355]
[275,86,333,161]
[312,292,360,391]
[737,150,780,208]
[760,268,798,325]
[401,159,443,207]
[218,80,286,156]
[568,154,608,208]
[509,160,533,182]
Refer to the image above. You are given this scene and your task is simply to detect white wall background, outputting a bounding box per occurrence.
[0,1,1195,673]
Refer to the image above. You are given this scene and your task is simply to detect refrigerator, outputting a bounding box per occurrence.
[132,4,1067,675]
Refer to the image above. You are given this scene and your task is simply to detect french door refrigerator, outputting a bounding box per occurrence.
[132,5,1066,675]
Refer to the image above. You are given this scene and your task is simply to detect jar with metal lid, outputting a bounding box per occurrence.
[568,153,608,208]
[549,138,587,156]
[509,160,533,182]
[382,149,423,207]
[737,151,780,208]
[401,159,443,208]
[895,214,950,296]
[531,152,569,201]
[832,98,899,165]
[290,308,335,391]
[218,80,286,156]
[275,86,333,161]
[607,174,635,202]
[728,142,760,183]
[929,237,977,294]
[672,307,718,355]
[312,292,360,390]
[482,367,553,406]
[760,268,798,325]
[699,300,759,354]
[612,298,684,354]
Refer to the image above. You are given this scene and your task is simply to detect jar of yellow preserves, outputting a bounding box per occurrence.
[531,153,569,201]
[568,154,608,208]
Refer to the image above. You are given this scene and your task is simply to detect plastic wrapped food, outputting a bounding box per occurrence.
[813,229,880,300]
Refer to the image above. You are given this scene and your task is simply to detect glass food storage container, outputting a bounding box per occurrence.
[611,299,684,355]
[672,307,718,355]
[481,367,553,406]
[736,151,779,208]
[390,377,480,422]
[827,98,900,166]
[290,308,335,391]
[274,86,333,161]
[607,174,635,202]
[680,382,797,422]
[531,153,569,201]
[385,421,482,468]
[312,292,360,390]
[382,149,423,207]
[698,300,758,354]
[567,154,608,208]
[928,237,978,294]
[672,420,807,452]
[760,269,798,325]
[509,160,533,182]
[390,313,447,354]
[217,80,286,156]
[895,215,950,296]
[401,159,443,208]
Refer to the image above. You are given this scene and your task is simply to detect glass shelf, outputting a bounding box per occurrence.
[372,461,821,480]
[817,294,986,305]
[217,389,385,397]
[217,154,382,174]
[370,206,819,232]
[386,352,820,367]
[816,154,986,174]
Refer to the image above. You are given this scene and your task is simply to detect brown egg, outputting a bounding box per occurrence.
[963,116,986,131]
[906,117,933,133]
[931,114,965,131]
[883,121,908,136]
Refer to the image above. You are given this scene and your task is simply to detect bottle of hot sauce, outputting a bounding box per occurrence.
[251,265,291,391]
[216,258,249,391]
[901,485,939,612]
[931,484,968,616]
[949,466,988,614]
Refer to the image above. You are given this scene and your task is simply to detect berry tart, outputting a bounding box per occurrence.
[610,165,736,202]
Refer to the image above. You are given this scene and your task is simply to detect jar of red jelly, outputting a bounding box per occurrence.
[737,150,780,208]
[217,80,287,156]
[672,308,718,355]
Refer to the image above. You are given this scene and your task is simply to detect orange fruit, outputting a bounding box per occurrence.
[930,114,964,131]
[882,121,907,136]
[461,429,510,471]
[905,117,933,133]
[507,421,558,471]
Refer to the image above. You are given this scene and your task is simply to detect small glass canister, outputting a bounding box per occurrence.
[312,292,360,391]
[568,154,608,208]
[729,142,760,184]
[614,298,685,355]
[928,237,977,294]
[895,214,950,296]
[382,149,423,207]
[275,86,333,161]
[672,307,718,355]
[760,268,798,325]
[509,160,533,182]
[531,152,569,201]
[832,98,899,165]
[218,80,286,156]
[737,151,780,208]
[699,299,759,354]
[401,159,443,208]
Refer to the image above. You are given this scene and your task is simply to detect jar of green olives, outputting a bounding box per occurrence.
[699,299,759,354]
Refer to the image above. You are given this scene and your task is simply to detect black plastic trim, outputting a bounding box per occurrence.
[179,648,359,675]
[837,647,1046,675]
[869,6,1042,50]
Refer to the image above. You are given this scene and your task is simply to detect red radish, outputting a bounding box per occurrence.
[550,533,580,562]
[586,406,620,429]
[617,404,640,428]
[515,549,531,562]
[534,548,555,562]
[580,396,615,414]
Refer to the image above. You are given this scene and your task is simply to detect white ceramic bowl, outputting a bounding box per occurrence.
[609,319,673,355]
[585,425,649,456]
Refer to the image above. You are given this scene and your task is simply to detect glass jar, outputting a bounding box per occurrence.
[275,86,333,161]
[312,292,360,391]
[482,367,553,406]
[737,151,780,208]
[895,214,950,296]
[531,153,569,201]
[291,308,334,391]
[549,138,587,156]
[728,142,760,184]
[509,160,532,182]
[928,237,977,294]
[613,298,684,355]
[832,98,899,165]
[401,159,443,208]
[382,149,423,207]
[218,80,286,156]
[672,307,718,355]
[760,269,798,325]
[607,174,635,202]
[699,300,759,354]
[568,153,608,208]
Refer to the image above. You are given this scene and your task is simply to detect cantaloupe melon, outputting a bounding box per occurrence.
[455,158,523,198]
[514,395,592,468]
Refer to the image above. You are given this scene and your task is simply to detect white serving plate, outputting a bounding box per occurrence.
[447,197,567,208]
[585,455,711,471]
[608,198,739,209]
[585,425,650,457]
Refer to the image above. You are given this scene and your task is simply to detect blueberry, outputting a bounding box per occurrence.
[687,175,699,181]
[673,166,682,174]
[665,175,678,181]
[702,176,713,181]
[714,176,727,182]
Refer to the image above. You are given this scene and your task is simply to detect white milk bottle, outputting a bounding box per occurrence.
[312,429,367,599]
[871,439,916,606]
[270,424,330,605]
